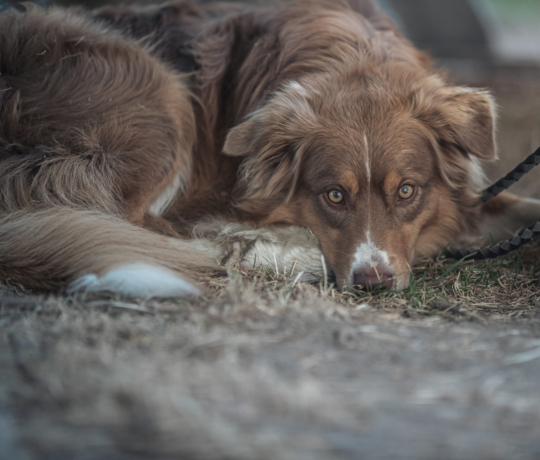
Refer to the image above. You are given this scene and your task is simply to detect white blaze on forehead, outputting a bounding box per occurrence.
[364,134,371,182]
[351,231,391,275]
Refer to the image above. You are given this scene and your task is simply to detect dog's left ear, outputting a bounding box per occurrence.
[421,86,497,161]
[223,84,318,212]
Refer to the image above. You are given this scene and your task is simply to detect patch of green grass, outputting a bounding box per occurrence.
[228,241,540,319]
[340,246,540,317]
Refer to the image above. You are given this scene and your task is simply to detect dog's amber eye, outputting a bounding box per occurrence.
[328,190,344,204]
[398,185,414,200]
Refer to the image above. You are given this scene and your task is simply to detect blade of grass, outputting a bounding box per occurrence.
[429,253,476,286]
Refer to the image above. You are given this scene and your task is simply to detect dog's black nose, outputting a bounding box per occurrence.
[353,267,393,291]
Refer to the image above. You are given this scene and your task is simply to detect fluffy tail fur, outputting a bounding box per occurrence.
[0,208,223,296]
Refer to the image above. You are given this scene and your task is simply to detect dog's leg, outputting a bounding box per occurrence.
[240,226,326,282]
[477,191,540,243]
[192,220,326,282]
[456,191,540,247]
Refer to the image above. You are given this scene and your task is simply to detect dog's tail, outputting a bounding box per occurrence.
[0,208,223,297]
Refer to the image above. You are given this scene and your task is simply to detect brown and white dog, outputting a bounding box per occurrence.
[0,0,538,297]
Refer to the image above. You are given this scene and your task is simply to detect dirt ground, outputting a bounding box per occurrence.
[2,57,540,460]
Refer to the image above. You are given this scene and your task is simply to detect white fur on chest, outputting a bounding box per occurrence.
[149,172,184,216]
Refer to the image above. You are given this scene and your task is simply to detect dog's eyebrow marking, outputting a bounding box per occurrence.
[364,134,370,182]
[340,171,359,195]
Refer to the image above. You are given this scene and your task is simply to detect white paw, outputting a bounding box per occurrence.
[191,219,325,282]
[68,263,201,298]
[241,227,325,282]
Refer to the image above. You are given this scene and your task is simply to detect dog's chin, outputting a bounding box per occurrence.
[333,273,410,293]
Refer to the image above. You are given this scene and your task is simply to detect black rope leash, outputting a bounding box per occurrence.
[445,146,540,260]
[446,220,540,260]
[480,146,540,203]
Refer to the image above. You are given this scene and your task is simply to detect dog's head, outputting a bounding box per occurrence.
[224,62,497,291]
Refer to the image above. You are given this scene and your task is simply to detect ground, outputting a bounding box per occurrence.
[2,69,540,460]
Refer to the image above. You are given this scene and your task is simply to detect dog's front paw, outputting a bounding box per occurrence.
[191,220,326,282]
[241,230,325,282]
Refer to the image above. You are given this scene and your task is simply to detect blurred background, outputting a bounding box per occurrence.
[1,0,539,196]
[381,0,540,198]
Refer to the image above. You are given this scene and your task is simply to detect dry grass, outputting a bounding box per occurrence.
[2,241,540,459]
[212,238,540,322]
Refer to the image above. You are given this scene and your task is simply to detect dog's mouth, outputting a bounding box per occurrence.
[353,267,394,291]
[325,265,410,293]
[324,267,395,292]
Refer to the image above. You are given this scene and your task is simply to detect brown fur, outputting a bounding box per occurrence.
[0,208,219,291]
[0,0,520,293]
[0,6,195,222]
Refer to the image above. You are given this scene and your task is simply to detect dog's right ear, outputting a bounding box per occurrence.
[222,113,262,157]
[224,81,318,157]
[222,82,319,212]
